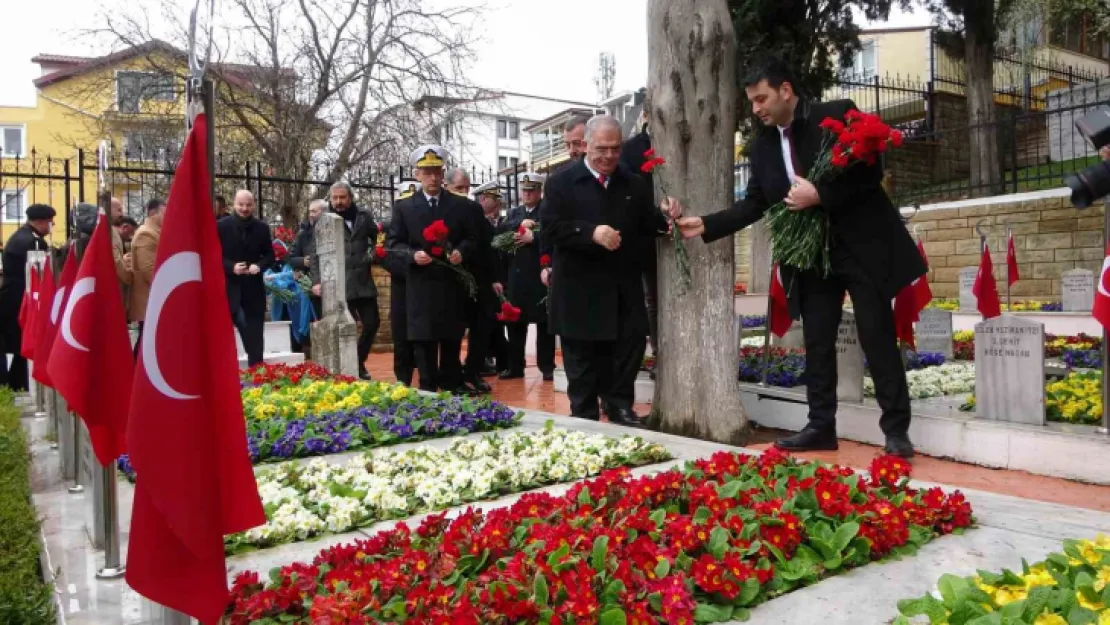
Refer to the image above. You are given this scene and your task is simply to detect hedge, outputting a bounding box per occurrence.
[0,389,56,624]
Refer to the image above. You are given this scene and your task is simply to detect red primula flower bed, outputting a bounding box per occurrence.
[239,362,356,386]
[226,449,973,624]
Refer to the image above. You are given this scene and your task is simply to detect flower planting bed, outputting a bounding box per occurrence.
[961,371,1104,426]
[226,425,671,555]
[894,535,1109,625]
[119,366,523,480]
[927,299,1063,312]
[225,449,974,624]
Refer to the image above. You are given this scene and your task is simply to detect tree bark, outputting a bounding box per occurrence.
[964,7,1002,195]
[648,0,749,444]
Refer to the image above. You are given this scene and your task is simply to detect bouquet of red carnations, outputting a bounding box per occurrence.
[495,293,522,322]
[369,219,478,299]
[765,110,904,275]
[642,149,692,293]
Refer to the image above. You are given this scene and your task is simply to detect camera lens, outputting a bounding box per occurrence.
[1066,159,1110,208]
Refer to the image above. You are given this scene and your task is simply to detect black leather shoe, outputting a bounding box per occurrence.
[541,370,554,381]
[498,370,525,380]
[468,377,492,393]
[884,433,915,458]
[607,408,644,428]
[358,370,372,381]
[774,428,839,452]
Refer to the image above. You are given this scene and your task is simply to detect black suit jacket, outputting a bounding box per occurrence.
[217,215,275,307]
[0,225,48,336]
[701,99,925,315]
[499,204,546,321]
[385,191,478,341]
[539,160,669,341]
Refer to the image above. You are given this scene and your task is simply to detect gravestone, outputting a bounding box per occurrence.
[771,321,805,350]
[1061,269,1095,312]
[76,419,106,548]
[958,267,978,312]
[310,213,359,376]
[974,316,1045,426]
[916,308,954,359]
[56,394,76,481]
[836,311,865,402]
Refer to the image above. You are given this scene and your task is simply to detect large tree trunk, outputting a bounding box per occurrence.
[965,6,1002,195]
[648,0,749,444]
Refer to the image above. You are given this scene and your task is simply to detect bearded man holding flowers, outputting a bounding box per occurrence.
[672,55,924,458]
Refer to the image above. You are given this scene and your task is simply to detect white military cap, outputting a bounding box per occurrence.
[472,180,502,198]
[517,171,546,190]
[410,144,449,168]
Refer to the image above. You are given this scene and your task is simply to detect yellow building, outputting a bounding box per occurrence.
[823,20,1110,119]
[0,40,295,242]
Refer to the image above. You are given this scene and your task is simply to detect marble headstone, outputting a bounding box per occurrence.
[974,316,1045,426]
[772,321,805,350]
[309,213,359,376]
[1061,269,1095,312]
[836,311,865,402]
[56,394,76,481]
[916,308,954,359]
[959,267,978,312]
[76,420,106,548]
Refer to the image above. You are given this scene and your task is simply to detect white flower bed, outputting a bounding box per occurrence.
[741,335,767,347]
[226,426,671,554]
[865,362,976,399]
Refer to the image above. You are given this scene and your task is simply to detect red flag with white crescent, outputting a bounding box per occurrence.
[893,240,932,347]
[973,243,1002,319]
[769,264,793,337]
[1006,231,1020,287]
[45,214,133,465]
[1093,243,1110,329]
[125,112,265,623]
[28,257,55,383]
[32,245,78,388]
[19,266,41,359]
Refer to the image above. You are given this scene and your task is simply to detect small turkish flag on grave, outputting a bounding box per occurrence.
[973,243,1002,319]
[46,213,133,465]
[32,245,77,388]
[125,112,265,623]
[1007,230,1020,287]
[1093,243,1110,329]
[769,263,792,338]
[27,258,55,383]
[19,266,41,359]
[893,240,933,347]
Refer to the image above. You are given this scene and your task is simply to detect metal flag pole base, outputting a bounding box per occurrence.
[96,565,126,579]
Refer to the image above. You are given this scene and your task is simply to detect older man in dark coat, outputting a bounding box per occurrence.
[675,55,924,458]
[0,204,54,390]
[540,116,673,426]
[386,145,478,394]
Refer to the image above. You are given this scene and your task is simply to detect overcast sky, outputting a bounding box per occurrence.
[0,0,931,108]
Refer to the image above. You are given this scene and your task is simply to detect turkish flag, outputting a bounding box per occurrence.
[1094,243,1110,329]
[28,258,55,383]
[125,113,264,623]
[19,266,41,359]
[769,264,793,337]
[893,240,933,347]
[33,246,78,388]
[46,214,133,465]
[973,243,1002,319]
[1006,231,1020,287]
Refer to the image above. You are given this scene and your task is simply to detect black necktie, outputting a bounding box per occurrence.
[429,197,438,209]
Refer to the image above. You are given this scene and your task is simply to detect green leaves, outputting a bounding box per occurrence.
[693,602,735,622]
[896,593,949,624]
[533,572,550,607]
[599,607,627,625]
[591,535,610,572]
[707,527,731,559]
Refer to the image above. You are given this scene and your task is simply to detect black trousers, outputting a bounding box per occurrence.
[507,320,556,375]
[0,322,29,391]
[463,295,493,379]
[134,321,144,360]
[231,289,267,367]
[488,321,509,371]
[561,335,646,419]
[347,297,380,374]
[799,248,911,437]
[414,339,462,392]
[643,266,658,355]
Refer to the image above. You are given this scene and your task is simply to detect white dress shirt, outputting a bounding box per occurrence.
[778,126,797,183]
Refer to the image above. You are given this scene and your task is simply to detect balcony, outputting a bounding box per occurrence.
[529,135,570,171]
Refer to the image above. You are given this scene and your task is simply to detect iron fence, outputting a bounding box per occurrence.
[0,150,519,236]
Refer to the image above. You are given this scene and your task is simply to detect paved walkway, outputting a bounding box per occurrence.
[365,351,1110,512]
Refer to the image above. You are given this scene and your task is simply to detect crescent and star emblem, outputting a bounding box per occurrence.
[50,286,67,324]
[60,277,94,352]
[142,252,202,401]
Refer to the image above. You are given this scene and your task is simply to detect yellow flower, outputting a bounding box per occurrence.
[1077,591,1104,611]
[1095,566,1110,593]
[1034,614,1068,625]
[1100,612,1110,625]
[1023,568,1056,589]
[995,587,1027,605]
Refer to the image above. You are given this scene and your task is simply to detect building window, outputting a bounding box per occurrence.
[117,71,176,114]
[2,189,26,222]
[497,156,519,171]
[841,40,877,80]
[0,126,25,158]
[123,130,182,162]
[498,119,520,140]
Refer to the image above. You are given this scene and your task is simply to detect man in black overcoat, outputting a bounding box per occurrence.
[0,204,53,390]
[383,180,421,386]
[445,168,495,394]
[217,190,275,367]
[499,172,555,381]
[386,145,478,394]
[675,55,923,458]
[539,116,673,427]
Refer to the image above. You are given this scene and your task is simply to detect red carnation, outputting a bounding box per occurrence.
[539,254,551,268]
[374,245,387,259]
[641,156,666,173]
[643,148,655,158]
[430,246,444,257]
[517,224,527,236]
[423,219,450,243]
[496,300,521,322]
